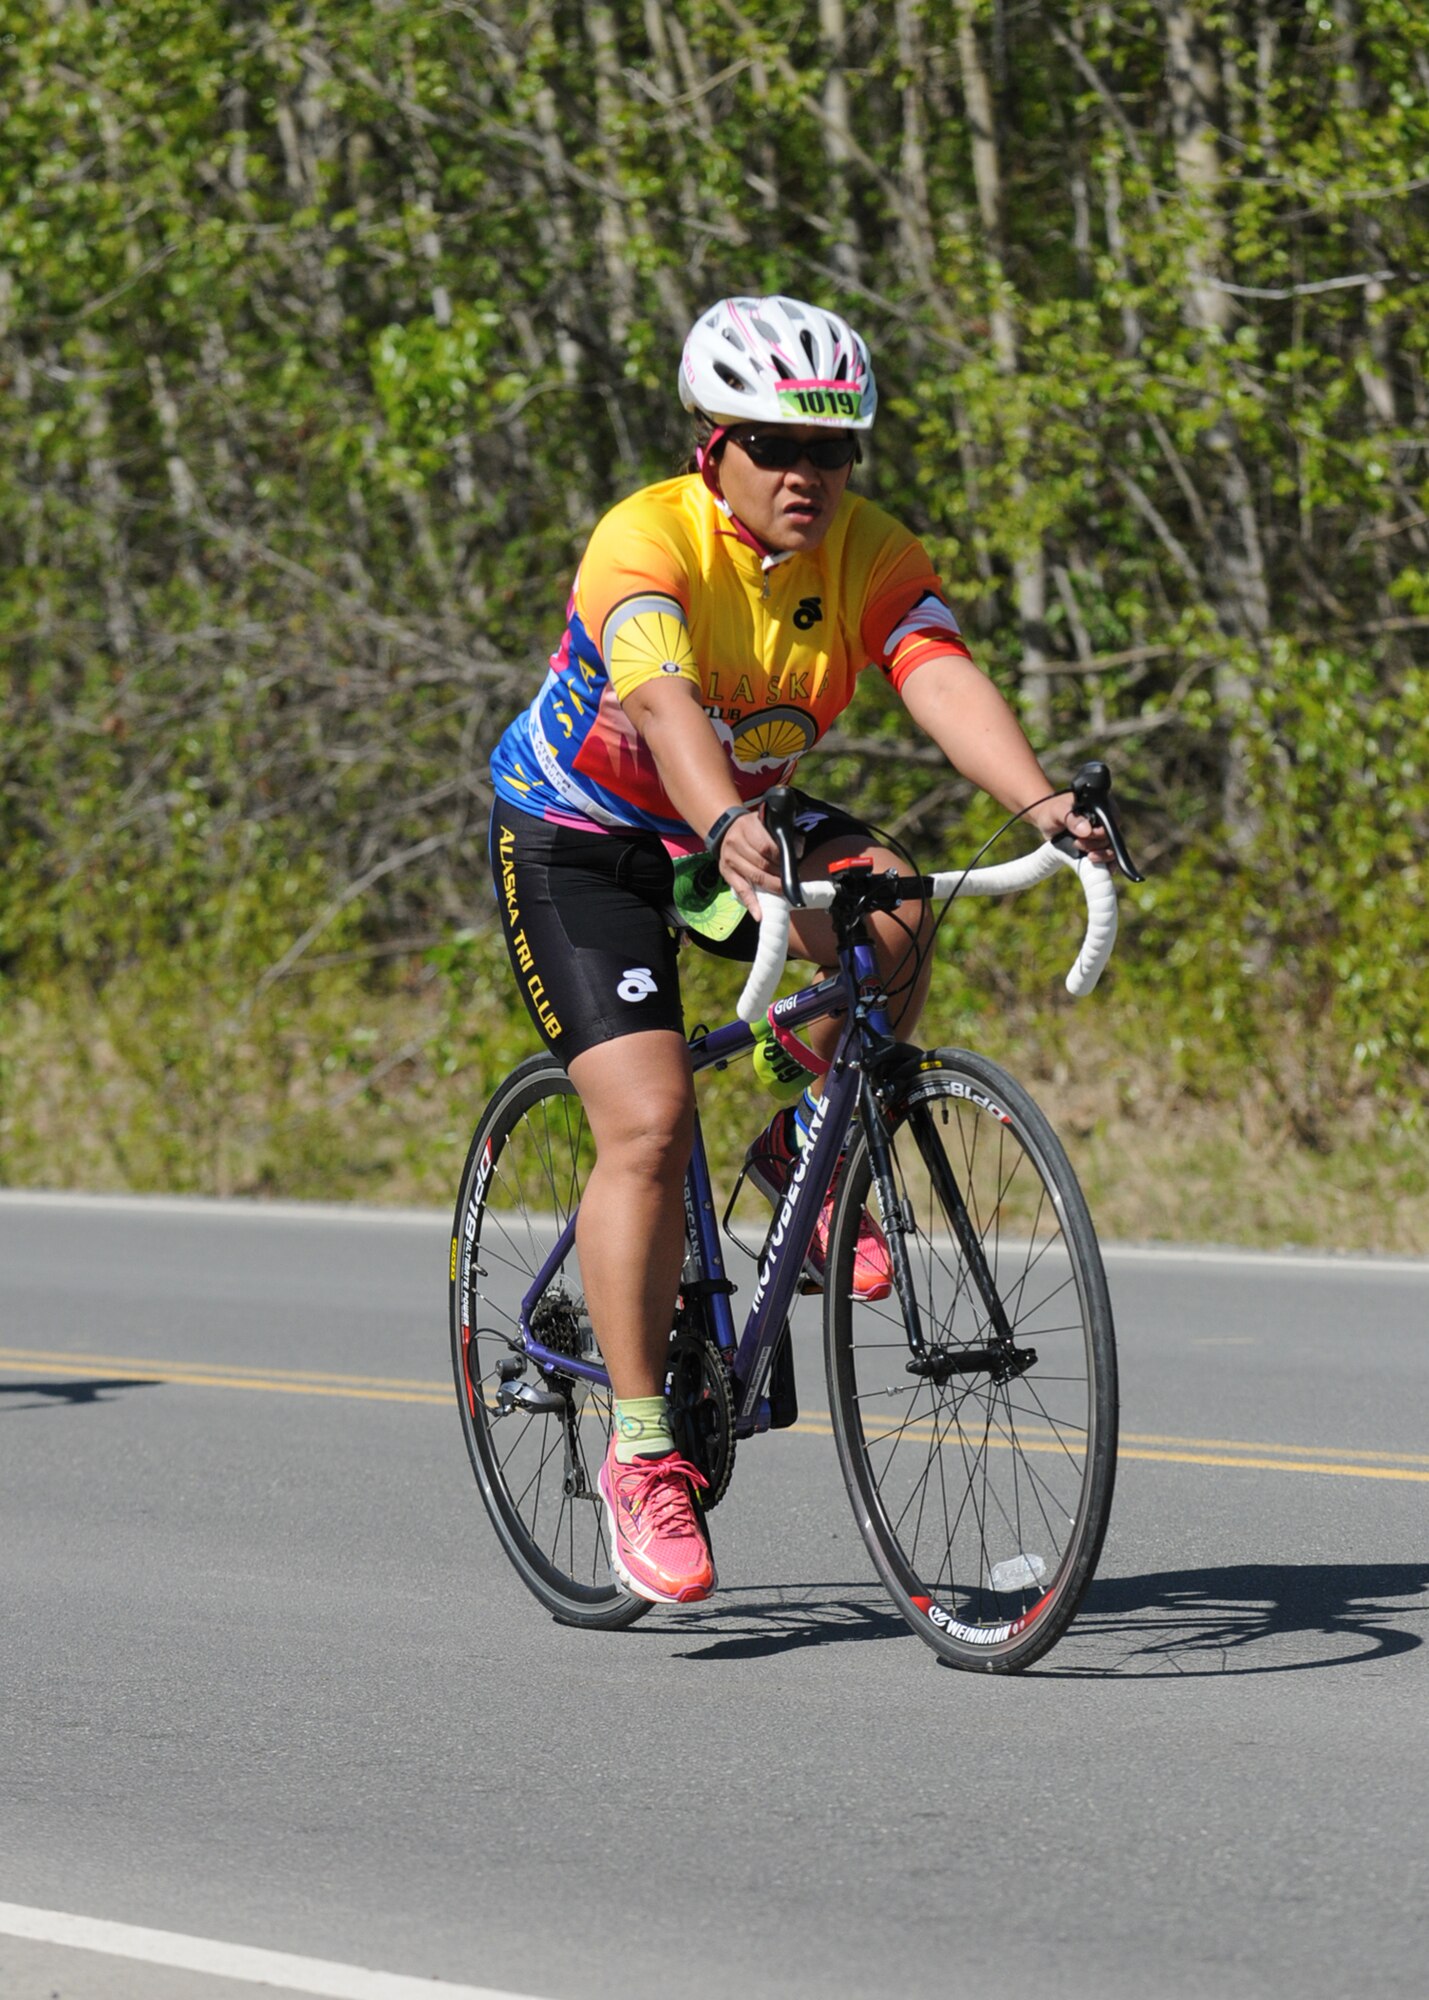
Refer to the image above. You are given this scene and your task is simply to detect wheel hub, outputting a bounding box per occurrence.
[906,1342,1038,1386]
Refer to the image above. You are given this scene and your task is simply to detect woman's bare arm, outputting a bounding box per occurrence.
[899,653,1111,855]
[621,677,782,906]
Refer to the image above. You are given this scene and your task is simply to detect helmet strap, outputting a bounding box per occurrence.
[695,424,729,491]
[695,417,796,569]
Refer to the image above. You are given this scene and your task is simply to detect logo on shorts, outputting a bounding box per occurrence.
[617,967,659,1003]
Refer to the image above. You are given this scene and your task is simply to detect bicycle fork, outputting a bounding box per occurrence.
[860,1073,1036,1389]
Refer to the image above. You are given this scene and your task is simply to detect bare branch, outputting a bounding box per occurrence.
[1113,469,1204,589]
[247,831,455,1009]
[1208,269,1405,301]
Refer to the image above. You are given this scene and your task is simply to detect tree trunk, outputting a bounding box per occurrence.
[1162,0,1267,845]
[955,0,1050,732]
[819,0,861,285]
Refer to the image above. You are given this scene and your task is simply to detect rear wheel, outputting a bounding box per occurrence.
[824,1050,1117,1672]
[450,1053,649,1629]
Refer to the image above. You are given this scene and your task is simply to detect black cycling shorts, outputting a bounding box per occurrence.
[488,793,868,1065]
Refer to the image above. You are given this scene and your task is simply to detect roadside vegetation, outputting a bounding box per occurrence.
[1,1,1425,1249]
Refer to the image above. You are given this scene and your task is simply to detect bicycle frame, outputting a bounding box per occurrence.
[455,769,1128,1664]
[513,926,890,1439]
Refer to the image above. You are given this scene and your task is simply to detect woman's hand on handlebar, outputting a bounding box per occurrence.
[717,808,783,915]
[1026,793,1116,866]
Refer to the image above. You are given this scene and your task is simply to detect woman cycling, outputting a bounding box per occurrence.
[488,293,1108,1609]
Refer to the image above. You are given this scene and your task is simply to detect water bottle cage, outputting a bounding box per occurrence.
[766,1013,830,1080]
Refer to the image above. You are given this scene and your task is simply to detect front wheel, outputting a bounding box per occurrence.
[450,1052,649,1629]
[824,1050,1117,1673]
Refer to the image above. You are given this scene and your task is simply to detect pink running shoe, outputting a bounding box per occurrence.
[745,1108,893,1302]
[597,1442,716,1606]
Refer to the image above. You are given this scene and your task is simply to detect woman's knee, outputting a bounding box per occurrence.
[595,1092,694,1182]
[571,1036,695,1180]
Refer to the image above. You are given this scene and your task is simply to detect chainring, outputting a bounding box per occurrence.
[665,1319,736,1509]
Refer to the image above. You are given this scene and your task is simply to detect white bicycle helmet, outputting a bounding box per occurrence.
[679,295,876,430]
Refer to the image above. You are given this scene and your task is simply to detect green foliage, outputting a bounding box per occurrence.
[1131,646,1429,1139]
[1,0,1426,1207]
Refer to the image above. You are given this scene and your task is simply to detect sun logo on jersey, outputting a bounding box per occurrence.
[602,597,699,689]
[709,705,817,773]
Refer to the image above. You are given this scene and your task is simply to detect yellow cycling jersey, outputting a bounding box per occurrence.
[489,472,970,842]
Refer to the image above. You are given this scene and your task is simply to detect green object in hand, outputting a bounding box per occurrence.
[671,853,747,942]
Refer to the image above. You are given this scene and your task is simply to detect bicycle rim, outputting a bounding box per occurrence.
[825,1050,1117,1672]
[450,1052,649,1629]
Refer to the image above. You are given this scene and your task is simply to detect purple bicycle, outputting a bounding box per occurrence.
[450,765,1140,1672]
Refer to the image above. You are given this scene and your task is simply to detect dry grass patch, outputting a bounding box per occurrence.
[2,968,1423,1257]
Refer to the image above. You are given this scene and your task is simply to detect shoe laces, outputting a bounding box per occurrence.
[615,1453,708,1536]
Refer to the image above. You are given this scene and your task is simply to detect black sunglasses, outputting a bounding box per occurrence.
[725,428,860,471]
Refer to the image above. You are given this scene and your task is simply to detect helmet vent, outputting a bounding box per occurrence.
[720,327,746,352]
[799,329,817,368]
[714,362,752,393]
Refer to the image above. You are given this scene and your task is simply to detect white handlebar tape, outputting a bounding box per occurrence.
[929,844,1118,995]
[733,847,1118,1020]
[734,884,836,1025]
[1061,849,1119,996]
[736,891,791,1024]
[927,844,1064,899]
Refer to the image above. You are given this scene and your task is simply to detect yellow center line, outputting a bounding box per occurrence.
[1120,1448,1429,1482]
[0,1349,449,1406]
[1122,1430,1429,1467]
[2,1348,1424,1482]
[788,1410,1429,1481]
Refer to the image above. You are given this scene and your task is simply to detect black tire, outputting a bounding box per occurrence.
[450,1052,650,1629]
[824,1050,1117,1673]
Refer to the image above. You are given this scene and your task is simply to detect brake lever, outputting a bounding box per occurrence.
[1066,760,1146,883]
[760,786,805,907]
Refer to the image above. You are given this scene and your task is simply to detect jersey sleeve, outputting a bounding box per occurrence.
[574,502,703,703]
[859,529,973,692]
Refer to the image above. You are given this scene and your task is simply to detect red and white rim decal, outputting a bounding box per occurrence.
[911,1588,1055,1646]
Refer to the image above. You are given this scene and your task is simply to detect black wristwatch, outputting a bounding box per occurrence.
[704,802,755,857]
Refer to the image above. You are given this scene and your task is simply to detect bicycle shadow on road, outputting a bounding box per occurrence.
[664,1584,909,1661]
[1042,1562,1429,1677]
[0,1377,160,1413]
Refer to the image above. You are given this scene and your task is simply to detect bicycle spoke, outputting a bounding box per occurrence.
[826,1052,1116,1671]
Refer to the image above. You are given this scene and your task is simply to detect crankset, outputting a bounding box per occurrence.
[665,1316,736,1509]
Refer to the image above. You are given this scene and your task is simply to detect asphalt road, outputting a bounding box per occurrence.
[2,1191,1426,2000]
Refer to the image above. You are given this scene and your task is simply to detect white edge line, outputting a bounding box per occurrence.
[1,1187,1426,1278]
[0,1189,446,1228]
[0,1903,539,2000]
[1097,1242,1429,1278]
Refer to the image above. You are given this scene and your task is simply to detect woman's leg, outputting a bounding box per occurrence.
[567,1027,695,1402]
[573,1028,716,1604]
